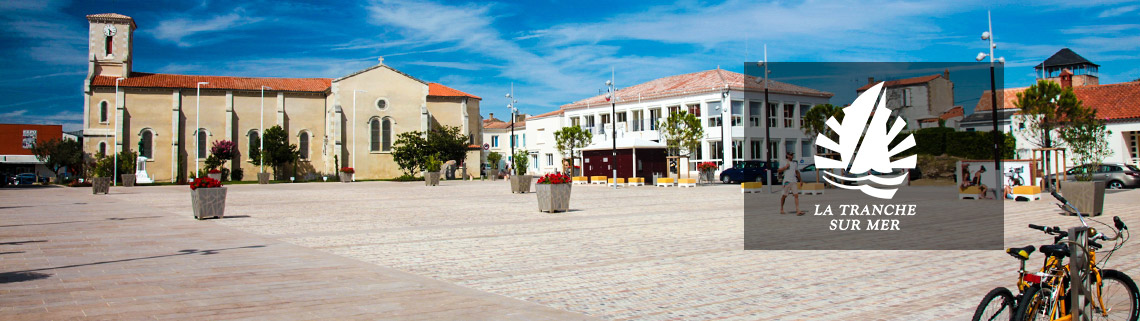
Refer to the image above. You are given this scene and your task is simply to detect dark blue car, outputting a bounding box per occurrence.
[718,160,779,184]
[14,173,37,185]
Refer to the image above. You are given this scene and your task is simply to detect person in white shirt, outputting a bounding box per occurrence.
[778,152,803,215]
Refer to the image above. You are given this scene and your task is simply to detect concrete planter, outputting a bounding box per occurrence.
[91,177,111,194]
[511,175,532,193]
[1061,181,1105,216]
[424,172,440,186]
[120,174,136,187]
[536,183,571,213]
[486,169,499,181]
[191,187,227,220]
[339,172,353,183]
[257,172,270,184]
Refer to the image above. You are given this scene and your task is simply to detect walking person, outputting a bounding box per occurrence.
[778,152,804,215]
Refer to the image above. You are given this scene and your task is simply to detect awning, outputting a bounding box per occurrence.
[581,137,666,151]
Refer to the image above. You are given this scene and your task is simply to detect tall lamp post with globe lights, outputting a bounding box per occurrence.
[976,11,1004,199]
[506,84,518,174]
[195,81,209,176]
[604,70,617,190]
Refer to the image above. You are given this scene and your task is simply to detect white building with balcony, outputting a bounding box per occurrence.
[555,68,833,175]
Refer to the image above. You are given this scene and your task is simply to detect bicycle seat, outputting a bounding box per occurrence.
[1039,244,1069,258]
[1006,245,1035,260]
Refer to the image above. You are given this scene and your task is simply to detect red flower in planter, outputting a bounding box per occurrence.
[537,173,571,184]
[340,167,355,174]
[190,177,222,190]
[697,162,718,172]
[208,169,221,174]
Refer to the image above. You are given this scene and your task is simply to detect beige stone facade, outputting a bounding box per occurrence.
[81,13,481,182]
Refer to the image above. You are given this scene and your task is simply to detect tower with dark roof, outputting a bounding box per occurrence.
[1035,48,1099,87]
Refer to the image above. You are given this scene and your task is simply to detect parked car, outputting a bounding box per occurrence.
[1046,163,1140,189]
[719,160,778,184]
[14,173,37,185]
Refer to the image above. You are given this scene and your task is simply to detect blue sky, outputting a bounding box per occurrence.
[1,0,1138,131]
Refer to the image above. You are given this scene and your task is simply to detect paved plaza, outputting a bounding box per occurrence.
[3,180,1139,320]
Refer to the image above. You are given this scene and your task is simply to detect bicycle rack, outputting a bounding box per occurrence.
[1069,226,1089,320]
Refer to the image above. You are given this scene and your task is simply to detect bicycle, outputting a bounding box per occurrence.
[1013,191,1138,321]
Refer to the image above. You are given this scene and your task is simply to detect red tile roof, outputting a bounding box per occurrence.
[560,68,832,109]
[483,120,524,129]
[856,74,943,92]
[92,72,332,92]
[86,13,136,29]
[428,83,481,100]
[940,106,964,120]
[527,109,563,120]
[976,81,1140,121]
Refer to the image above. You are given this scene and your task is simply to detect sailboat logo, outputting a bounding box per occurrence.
[814,82,916,199]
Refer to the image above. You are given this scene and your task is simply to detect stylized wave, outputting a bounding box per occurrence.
[821,171,908,186]
[821,174,899,199]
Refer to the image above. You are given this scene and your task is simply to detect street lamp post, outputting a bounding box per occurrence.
[976,11,1005,197]
[260,86,272,174]
[353,89,366,181]
[113,77,124,186]
[506,84,518,175]
[195,81,209,177]
[605,70,617,190]
[758,45,773,191]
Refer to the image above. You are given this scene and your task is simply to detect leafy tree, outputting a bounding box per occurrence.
[1015,79,1094,149]
[92,154,114,178]
[512,149,529,175]
[116,150,138,176]
[250,125,299,177]
[554,126,592,171]
[801,104,844,158]
[391,131,429,176]
[1059,116,1112,181]
[486,151,502,170]
[31,138,84,180]
[391,126,471,176]
[659,111,703,158]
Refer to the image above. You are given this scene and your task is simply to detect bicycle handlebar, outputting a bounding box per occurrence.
[1050,189,1068,205]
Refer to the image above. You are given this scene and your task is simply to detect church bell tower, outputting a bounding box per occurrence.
[86,13,136,78]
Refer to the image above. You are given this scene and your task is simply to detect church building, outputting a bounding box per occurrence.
[81,13,482,182]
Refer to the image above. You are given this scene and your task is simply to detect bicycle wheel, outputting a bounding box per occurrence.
[1015,285,1048,321]
[973,287,1016,321]
[1092,269,1139,321]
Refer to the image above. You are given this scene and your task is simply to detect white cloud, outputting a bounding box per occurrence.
[1098,4,1139,17]
[151,8,265,47]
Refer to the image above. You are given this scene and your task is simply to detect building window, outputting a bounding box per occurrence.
[381,118,392,151]
[785,140,795,158]
[751,139,763,159]
[571,117,580,127]
[492,135,499,147]
[732,140,743,160]
[375,98,388,111]
[298,132,310,160]
[98,142,107,156]
[99,101,109,123]
[707,101,722,127]
[650,108,660,130]
[768,102,778,128]
[105,36,112,56]
[197,129,207,158]
[749,101,762,127]
[370,119,381,151]
[800,104,812,128]
[139,130,153,159]
[616,112,627,131]
[801,140,812,159]
[687,104,701,117]
[709,141,723,160]
[768,139,779,159]
[731,101,744,126]
[784,103,795,128]
[546,153,554,166]
[249,130,260,162]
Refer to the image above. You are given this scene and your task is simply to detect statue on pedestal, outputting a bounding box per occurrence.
[135,156,154,184]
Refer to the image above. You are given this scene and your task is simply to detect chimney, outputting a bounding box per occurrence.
[488,112,494,120]
[867,77,875,84]
[943,68,950,79]
[1060,69,1073,89]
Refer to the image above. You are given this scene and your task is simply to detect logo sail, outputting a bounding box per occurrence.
[813,82,916,199]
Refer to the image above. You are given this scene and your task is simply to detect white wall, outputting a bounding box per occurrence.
[524,115,564,175]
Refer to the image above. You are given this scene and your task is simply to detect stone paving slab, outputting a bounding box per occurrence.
[0,185,593,320]
[7,180,1140,320]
